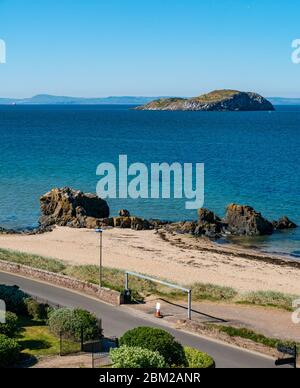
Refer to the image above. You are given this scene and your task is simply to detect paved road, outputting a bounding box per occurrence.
[0,272,281,368]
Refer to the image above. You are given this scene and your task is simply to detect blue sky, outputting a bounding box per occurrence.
[0,0,299,97]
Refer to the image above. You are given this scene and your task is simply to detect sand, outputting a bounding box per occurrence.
[0,226,300,295]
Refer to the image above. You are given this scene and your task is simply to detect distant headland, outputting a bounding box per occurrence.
[136,90,275,112]
[0,93,299,106]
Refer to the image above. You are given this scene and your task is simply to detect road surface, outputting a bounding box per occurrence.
[0,271,281,368]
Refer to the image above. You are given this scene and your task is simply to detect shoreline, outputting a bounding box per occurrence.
[1,216,299,262]
[0,226,300,295]
[157,230,300,269]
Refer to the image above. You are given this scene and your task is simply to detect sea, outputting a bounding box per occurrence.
[0,105,299,258]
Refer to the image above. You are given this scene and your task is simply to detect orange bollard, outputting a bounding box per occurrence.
[155,302,163,319]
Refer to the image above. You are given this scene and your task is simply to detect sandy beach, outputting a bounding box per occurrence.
[0,226,300,295]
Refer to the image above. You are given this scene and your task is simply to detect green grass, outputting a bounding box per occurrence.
[193,89,239,103]
[64,265,157,301]
[62,263,238,302]
[0,248,66,273]
[210,324,300,354]
[191,283,237,302]
[0,248,298,310]
[236,291,297,312]
[16,317,81,358]
[17,317,60,357]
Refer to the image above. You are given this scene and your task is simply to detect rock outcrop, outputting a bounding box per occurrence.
[164,209,223,239]
[112,216,151,231]
[163,206,297,239]
[224,204,274,236]
[164,221,197,235]
[273,217,297,230]
[119,209,131,217]
[136,90,274,112]
[36,188,297,239]
[194,209,223,238]
[39,187,110,228]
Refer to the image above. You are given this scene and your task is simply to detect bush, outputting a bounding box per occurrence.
[120,327,187,367]
[25,298,49,320]
[110,346,166,368]
[184,347,215,369]
[0,334,20,367]
[0,312,18,337]
[0,285,28,315]
[48,308,101,341]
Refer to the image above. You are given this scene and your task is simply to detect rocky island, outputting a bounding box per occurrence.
[136,90,275,111]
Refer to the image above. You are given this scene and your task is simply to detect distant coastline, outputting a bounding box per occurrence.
[0,94,300,106]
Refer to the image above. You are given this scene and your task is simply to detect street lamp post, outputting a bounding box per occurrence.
[95,229,103,288]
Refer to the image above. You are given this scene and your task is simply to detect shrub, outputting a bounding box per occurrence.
[48,308,101,341]
[0,312,18,337]
[184,347,215,369]
[0,285,28,315]
[0,334,20,367]
[120,327,187,367]
[110,346,166,368]
[25,298,49,320]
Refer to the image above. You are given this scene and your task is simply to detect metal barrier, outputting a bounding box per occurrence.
[124,271,192,320]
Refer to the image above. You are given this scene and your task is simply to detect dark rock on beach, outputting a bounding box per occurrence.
[194,209,224,238]
[164,221,198,235]
[119,209,131,217]
[198,208,221,224]
[163,209,224,239]
[113,216,151,231]
[224,204,274,236]
[160,205,279,239]
[39,187,110,229]
[273,216,297,230]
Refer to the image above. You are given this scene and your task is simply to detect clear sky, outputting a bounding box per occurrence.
[0,0,299,98]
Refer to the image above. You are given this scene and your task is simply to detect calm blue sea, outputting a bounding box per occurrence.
[0,105,299,257]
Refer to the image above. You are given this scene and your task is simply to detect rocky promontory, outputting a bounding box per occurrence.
[136,90,275,112]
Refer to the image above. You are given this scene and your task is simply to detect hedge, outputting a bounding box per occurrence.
[184,347,215,369]
[0,334,20,367]
[25,298,49,321]
[120,327,187,367]
[48,308,102,341]
[0,312,19,337]
[110,346,166,368]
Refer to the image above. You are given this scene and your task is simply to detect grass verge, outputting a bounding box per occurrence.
[0,248,298,310]
[210,324,300,354]
[236,291,297,312]
[0,248,66,273]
